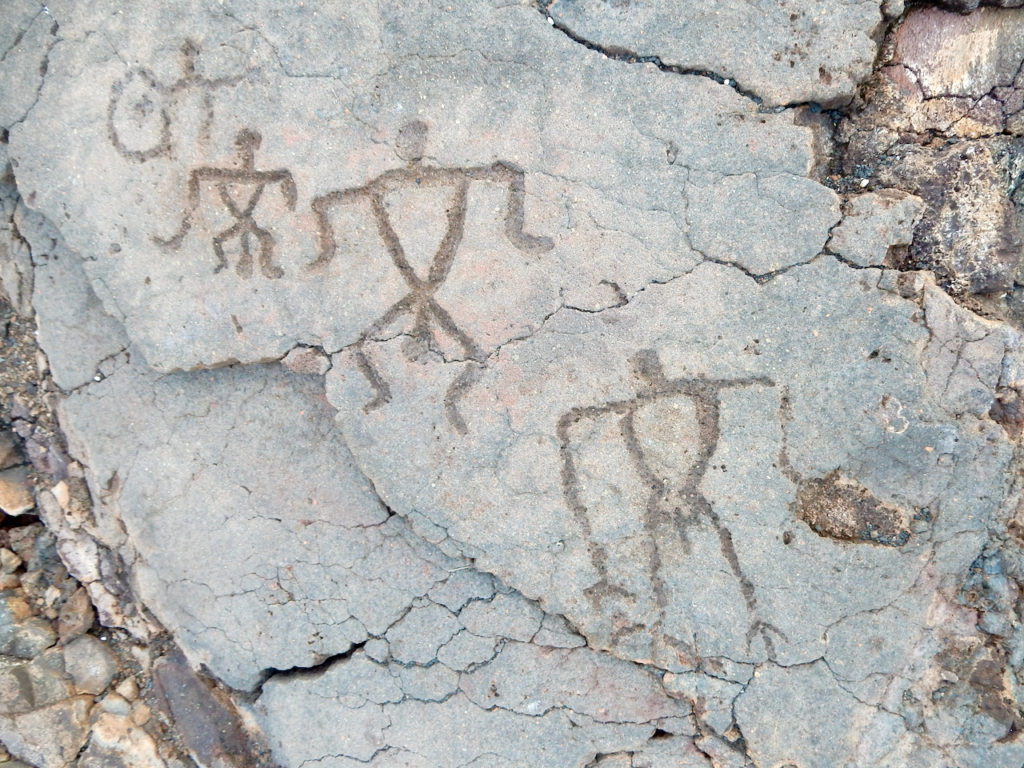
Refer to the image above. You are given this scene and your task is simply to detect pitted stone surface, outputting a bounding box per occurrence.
[893,6,1024,99]
[3,1,1024,766]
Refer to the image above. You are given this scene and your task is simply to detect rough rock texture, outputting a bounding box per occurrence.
[838,5,1024,299]
[2,1,1024,767]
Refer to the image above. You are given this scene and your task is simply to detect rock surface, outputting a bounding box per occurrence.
[543,0,883,107]
[1,1,1024,767]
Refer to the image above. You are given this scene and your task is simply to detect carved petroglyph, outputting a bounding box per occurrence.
[558,350,785,656]
[312,121,554,433]
[154,129,297,279]
[108,40,244,163]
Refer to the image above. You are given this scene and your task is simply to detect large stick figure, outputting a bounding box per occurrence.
[558,350,785,657]
[155,129,297,279]
[312,121,554,433]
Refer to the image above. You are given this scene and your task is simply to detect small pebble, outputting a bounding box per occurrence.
[0,549,22,574]
[115,677,139,701]
[131,701,152,726]
[64,635,118,695]
[0,467,34,516]
[100,692,132,716]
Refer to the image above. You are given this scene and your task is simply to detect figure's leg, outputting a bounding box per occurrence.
[353,295,417,412]
[423,298,486,433]
[353,341,392,413]
[235,228,253,279]
[212,220,243,274]
[746,619,787,658]
[252,223,283,279]
[442,364,481,435]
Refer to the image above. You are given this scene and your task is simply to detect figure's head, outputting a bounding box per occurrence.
[236,129,262,152]
[631,349,666,388]
[395,120,428,163]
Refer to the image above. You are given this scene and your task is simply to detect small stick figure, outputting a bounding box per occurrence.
[558,350,785,657]
[155,129,297,279]
[108,39,243,162]
[312,121,553,433]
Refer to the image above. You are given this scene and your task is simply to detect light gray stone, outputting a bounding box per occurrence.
[9,0,819,375]
[544,0,883,106]
[687,172,840,275]
[734,661,872,767]
[0,1,57,130]
[662,671,743,735]
[327,257,1014,674]
[386,602,460,665]
[7,2,1024,766]
[436,630,499,672]
[59,360,456,690]
[0,649,72,715]
[459,593,544,643]
[63,634,118,695]
[532,614,586,649]
[459,641,685,723]
[0,595,57,659]
[257,682,660,768]
[22,209,130,390]
[427,569,496,613]
[0,695,92,768]
[830,189,926,268]
[394,662,459,702]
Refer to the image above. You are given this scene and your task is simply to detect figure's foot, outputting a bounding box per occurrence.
[354,348,392,414]
[444,363,482,435]
[746,619,787,657]
[262,262,284,280]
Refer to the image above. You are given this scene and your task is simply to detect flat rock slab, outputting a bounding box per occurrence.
[544,0,884,106]
[4,1,1024,767]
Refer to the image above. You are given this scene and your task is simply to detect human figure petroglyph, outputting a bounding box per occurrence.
[311,120,554,433]
[154,129,297,279]
[558,350,786,657]
[108,39,243,162]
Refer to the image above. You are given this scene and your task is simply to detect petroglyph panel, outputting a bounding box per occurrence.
[8,1,1024,766]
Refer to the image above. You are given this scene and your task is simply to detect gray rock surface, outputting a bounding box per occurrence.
[63,635,117,695]
[829,189,925,268]
[2,0,1024,766]
[543,0,883,106]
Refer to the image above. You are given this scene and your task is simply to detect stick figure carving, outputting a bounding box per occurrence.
[311,121,554,433]
[154,129,297,279]
[558,350,785,657]
[108,39,243,162]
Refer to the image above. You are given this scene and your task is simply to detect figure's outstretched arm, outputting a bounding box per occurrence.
[279,173,298,210]
[492,162,554,255]
[151,169,202,248]
[308,187,367,269]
